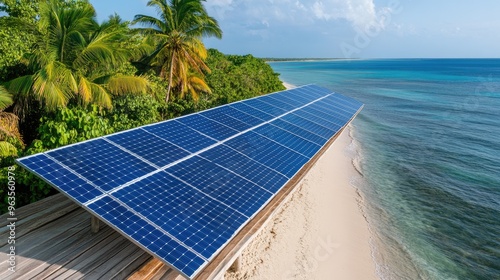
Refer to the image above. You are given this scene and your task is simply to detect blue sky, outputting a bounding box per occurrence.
[89,0,500,58]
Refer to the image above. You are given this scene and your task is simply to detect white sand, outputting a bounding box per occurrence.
[282,82,296,90]
[224,127,378,280]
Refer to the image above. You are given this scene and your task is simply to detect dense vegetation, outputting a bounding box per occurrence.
[0,0,284,213]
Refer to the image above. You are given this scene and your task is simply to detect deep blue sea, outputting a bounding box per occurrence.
[269,59,500,280]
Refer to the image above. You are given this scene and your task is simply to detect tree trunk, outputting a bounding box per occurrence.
[166,52,176,104]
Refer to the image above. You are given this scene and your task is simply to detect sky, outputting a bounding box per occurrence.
[88,0,500,58]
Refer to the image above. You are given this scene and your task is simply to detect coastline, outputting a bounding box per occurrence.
[282,81,296,90]
[224,83,378,279]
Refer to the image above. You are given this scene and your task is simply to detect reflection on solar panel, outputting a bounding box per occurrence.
[17,84,363,279]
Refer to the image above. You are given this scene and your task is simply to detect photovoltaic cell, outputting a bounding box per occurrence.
[274,88,316,104]
[17,84,363,279]
[305,84,334,96]
[200,107,253,132]
[225,131,310,178]
[253,124,322,158]
[292,109,342,134]
[330,93,363,108]
[258,95,298,111]
[316,97,358,115]
[18,154,103,204]
[87,196,206,277]
[208,106,264,127]
[229,102,274,121]
[302,106,351,124]
[143,120,216,153]
[165,156,273,218]
[241,98,288,117]
[106,129,189,168]
[281,113,337,139]
[177,114,238,141]
[199,144,289,193]
[270,119,328,146]
[264,92,307,108]
[113,171,247,259]
[47,139,156,192]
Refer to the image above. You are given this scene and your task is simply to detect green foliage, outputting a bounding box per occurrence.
[204,49,285,106]
[107,94,164,132]
[0,86,23,158]
[33,105,114,150]
[0,0,39,22]
[0,17,35,81]
[0,105,115,213]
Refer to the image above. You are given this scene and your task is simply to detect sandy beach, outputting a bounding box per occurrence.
[224,82,377,280]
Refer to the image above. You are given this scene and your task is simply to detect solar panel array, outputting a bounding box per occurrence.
[17,85,363,279]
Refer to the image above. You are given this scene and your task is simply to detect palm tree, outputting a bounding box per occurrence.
[6,0,149,117]
[0,86,23,157]
[133,0,222,103]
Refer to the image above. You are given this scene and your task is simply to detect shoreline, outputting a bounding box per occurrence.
[224,105,378,279]
[282,81,296,90]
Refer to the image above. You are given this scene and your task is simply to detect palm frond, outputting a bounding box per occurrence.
[32,61,76,109]
[0,142,18,157]
[106,75,149,95]
[73,39,116,70]
[0,86,14,111]
[78,76,93,103]
[5,75,36,119]
[89,82,112,108]
[76,76,115,108]
[133,14,166,31]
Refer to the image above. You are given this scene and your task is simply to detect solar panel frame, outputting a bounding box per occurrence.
[16,84,363,279]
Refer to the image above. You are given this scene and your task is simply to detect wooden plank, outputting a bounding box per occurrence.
[0,194,69,235]
[41,230,131,279]
[84,241,148,278]
[100,249,152,279]
[0,209,89,273]
[149,264,171,280]
[128,258,165,280]
[9,226,116,279]
[0,195,78,246]
[0,209,87,253]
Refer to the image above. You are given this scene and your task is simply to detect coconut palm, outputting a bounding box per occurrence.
[0,86,23,157]
[6,0,149,117]
[133,0,222,103]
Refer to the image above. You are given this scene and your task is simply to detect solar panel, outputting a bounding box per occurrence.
[143,120,216,153]
[17,84,363,279]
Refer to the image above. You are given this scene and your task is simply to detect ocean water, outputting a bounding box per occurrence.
[269,59,500,280]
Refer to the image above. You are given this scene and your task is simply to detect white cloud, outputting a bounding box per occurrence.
[205,0,389,30]
[312,0,377,28]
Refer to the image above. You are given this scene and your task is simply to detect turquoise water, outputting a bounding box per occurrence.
[270,59,500,280]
